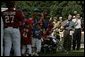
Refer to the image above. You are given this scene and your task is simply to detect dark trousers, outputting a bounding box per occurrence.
[63,30,71,51]
[73,28,81,50]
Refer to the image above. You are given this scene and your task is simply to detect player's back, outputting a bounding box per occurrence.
[2,9,24,28]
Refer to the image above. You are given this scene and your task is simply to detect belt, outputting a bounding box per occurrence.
[4,26,18,28]
[75,28,81,30]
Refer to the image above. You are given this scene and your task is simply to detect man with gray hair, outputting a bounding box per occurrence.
[63,14,75,51]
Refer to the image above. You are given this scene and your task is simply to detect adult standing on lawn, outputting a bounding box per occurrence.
[63,14,75,51]
[1,1,24,56]
[72,14,81,50]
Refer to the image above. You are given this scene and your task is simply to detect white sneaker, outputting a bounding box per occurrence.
[25,53,29,56]
[34,53,39,56]
[32,52,35,56]
[32,52,39,56]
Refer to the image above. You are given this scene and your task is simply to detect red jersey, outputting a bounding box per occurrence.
[27,18,33,25]
[21,27,32,45]
[21,18,33,45]
[1,9,24,28]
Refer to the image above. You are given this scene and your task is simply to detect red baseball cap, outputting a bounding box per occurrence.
[25,18,33,25]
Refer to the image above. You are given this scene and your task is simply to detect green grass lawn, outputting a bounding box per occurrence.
[40,52,84,56]
[40,48,84,56]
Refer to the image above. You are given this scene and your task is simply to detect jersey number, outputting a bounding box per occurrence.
[5,16,14,23]
[23,32,27,37]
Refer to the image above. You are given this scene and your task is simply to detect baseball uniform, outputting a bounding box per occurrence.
[21,19,33,55]
[1,9,24,56]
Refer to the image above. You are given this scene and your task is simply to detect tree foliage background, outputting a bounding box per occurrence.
[1,1,84,20]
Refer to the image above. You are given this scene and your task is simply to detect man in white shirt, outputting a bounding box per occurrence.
[72,14,81,50]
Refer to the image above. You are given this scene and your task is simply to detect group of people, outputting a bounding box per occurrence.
[62,14,82,51]
[1,1,83,56]
[50,13,82,53]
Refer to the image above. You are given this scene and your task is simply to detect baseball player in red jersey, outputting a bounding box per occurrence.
[1,1,24,56]
[21,18,33,56]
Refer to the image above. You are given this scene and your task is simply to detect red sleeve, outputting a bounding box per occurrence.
[14,10,25,27]
[16,10,24,21]
[48,23,53,30]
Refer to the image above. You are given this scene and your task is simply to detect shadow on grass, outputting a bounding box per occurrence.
[40,48,84,56]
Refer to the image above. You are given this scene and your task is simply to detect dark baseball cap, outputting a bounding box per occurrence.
[5,1,15,8]
[33,8,42,13]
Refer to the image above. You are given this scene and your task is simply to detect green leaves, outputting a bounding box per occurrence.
[1,1,83,20]
[62,1,82,20]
